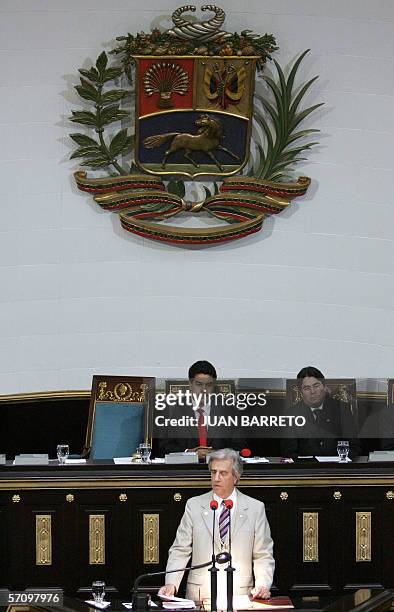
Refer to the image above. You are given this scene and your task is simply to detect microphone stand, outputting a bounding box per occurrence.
[224,504,234,612]
[209,504,218,612]
[131,560,213,611]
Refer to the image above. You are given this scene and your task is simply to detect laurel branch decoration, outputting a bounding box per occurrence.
[70,7,323,245]
[70,51,133,175]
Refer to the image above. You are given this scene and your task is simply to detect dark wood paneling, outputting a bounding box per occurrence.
[1,462,394,598]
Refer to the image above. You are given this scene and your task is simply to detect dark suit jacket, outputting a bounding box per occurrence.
[156,401,247,455]
[280,395,361,459]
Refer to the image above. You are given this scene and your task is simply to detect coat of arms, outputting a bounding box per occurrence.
[70,5,322,245]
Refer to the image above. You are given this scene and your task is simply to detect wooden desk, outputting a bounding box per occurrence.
[0,461,394,598]
[2,590,394,612]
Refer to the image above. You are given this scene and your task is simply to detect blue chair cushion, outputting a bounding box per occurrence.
[90,401,144,459]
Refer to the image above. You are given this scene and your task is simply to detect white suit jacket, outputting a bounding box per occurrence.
[165,489,274,601]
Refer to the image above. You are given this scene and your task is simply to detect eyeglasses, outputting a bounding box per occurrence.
[301,382,324,392]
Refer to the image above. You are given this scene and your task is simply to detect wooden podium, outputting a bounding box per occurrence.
[0,459,394,598]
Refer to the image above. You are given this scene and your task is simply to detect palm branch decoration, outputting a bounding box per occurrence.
[252,49,323,182]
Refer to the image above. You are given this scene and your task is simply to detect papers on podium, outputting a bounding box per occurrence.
[13,454,49,465]
[159,595,195,609]
[369,451,394,462]
[315,456,351,462]
[164,452,199,465]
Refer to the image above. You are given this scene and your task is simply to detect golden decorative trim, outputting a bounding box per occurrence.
[303,512,318,562]
[36,515,52,565]
[12,494,21,503]
[356,512,371,562]
[168,382,233,395]
[119,493,128,502]
[386,490,394,500]
[98,381,147,402]
[333,491,342,500]
[66,493,75,503]
[89,514,105,565]
[3,475,394,491]
[280,491,288,501]
[143,514,160,564]
[173,493,182,501]
[0,390,90,403]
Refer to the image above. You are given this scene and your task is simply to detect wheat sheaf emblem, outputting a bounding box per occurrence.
[143,62,189,109]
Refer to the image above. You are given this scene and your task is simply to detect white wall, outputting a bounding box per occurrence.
[0,0,393,393]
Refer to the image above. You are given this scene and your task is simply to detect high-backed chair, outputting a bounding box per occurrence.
[388,379,394,407]
[285,377,359,445]
[286,377,357,415]
[165,379,235,396]
[83,375,155,459]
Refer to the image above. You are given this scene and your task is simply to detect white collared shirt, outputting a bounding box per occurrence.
[311,403,323,420]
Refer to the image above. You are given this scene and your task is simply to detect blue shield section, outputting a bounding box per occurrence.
[138,111,248,167]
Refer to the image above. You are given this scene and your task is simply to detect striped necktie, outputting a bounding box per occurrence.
[219,500,230,543]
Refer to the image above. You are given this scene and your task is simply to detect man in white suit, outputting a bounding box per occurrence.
[159,448,274,602]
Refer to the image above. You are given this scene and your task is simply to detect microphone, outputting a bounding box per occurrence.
[209,500,219,612]
[132,553,228,610]
[224,499,234,612]
[132,560,212,610]
[216,551,231,564]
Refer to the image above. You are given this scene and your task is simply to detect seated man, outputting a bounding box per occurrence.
[159,448,274,602]
[281,366,361,460]
[157,360,247,458]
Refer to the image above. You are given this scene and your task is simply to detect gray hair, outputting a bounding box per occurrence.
[208,448,243,480]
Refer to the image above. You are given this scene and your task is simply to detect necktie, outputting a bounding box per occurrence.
[219,500,230,543]
[197,408,208,446]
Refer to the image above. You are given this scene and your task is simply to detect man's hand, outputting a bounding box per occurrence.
[251,585,271,600]
[158,584,176,597]
[186,446,213,460]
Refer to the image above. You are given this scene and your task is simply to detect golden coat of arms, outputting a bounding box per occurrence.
[71,5,322,245]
